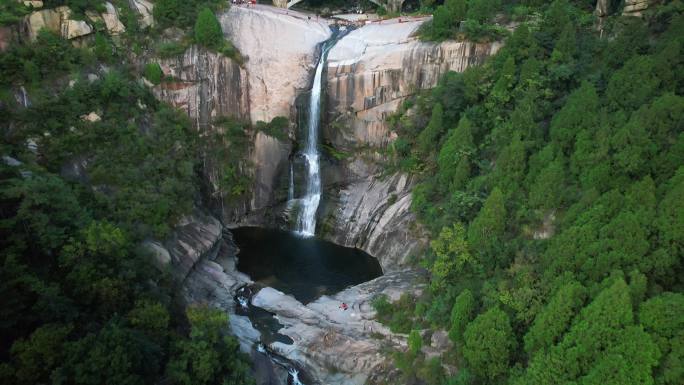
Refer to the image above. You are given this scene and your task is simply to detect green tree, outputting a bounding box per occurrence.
[463,307,515,381]
[639,293,684,385]
[437,116,474,191]
[611,113,656,177]
[144,62,164,85]
[166,306,253,385]
[466,0,501,23]
[528,157,566,210]
[430,223,475,289]
[127,299,170,343]
[492,132,526,197]
[417,103,445,157]
[60,322,161,385]
[445,0,468,21]
[9,323,72,385]
[1,173,88,252]
[606,56,660,111]
[550,81,600,154]
[194,8,223,49]
[523,281,586,354]
[468,187,506,260]
[516,278,660,385]
[654,167,684,279]
[448,289,475,343]
[408,329,423,355]
[550,22,577,63]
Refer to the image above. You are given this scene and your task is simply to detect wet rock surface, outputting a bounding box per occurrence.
[252,269,426,385]
[172,219,427,385]
[323,170,428,272]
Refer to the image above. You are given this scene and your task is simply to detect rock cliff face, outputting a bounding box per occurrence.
[250,132,291,213]
[154,46,250,125]
[319,18,499,270]
[323,167,427,272]
[326,18,500,148]
[144,210,224,282]
[152,6,330,224]
[220,6,331,124]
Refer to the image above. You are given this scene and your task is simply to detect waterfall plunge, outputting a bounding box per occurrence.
[295,44,330,237]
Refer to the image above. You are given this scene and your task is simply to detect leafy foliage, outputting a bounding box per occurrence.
[0,27,253,385]
[377,1,684,384]
[194,7,224,49]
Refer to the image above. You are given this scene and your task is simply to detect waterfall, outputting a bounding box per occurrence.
[295,42,333,237]
[289,368,305,385]
[288,161,294,202]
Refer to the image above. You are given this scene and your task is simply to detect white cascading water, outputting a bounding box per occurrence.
[289,368,304,385]
[288,161,294,202]
[295,46,329,237]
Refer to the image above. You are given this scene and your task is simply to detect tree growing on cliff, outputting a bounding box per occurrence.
[194,8,224,50]
[417,103,445,157]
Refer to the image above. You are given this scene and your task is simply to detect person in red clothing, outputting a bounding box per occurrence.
[339,302,349,311]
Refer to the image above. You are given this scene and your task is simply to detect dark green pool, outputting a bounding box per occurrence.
[233,227,383,304]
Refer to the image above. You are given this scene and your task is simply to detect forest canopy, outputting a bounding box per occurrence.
[376,0,684,384]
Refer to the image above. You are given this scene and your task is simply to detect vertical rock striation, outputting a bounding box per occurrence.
[321,18,500,270]
[154,45,250,126]
[326,18,501,148]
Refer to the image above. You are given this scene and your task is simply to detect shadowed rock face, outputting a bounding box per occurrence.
[323,170,427,272]
[154,45,250,125]
[144,210,224,282]
[319,18,500,270]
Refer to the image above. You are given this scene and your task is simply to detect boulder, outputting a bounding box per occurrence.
[623,0,652,16]
[80,111,101,122]
[143,210,224,281]
[128,0,154,28]
[23,1,43,9]
[61,17,93,39]
[23,8,61,40]
[89,2,125,35]
[23,6,93,41]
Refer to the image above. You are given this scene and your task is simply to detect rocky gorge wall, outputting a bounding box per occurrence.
[150,10,501,271]
[151,6,330,223]
[318,18,501,271]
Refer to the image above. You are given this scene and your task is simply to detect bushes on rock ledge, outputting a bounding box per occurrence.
[194,7,223,49]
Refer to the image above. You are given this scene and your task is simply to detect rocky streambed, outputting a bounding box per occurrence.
[175,220,426,385]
